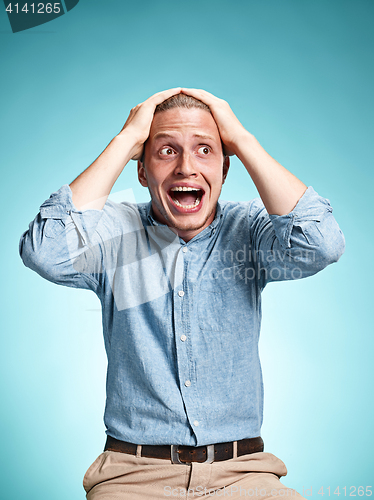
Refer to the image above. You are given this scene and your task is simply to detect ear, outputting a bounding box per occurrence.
[137,160,148,187]
[222,156,230,184]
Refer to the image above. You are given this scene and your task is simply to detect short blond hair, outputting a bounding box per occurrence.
[155,94,211,114]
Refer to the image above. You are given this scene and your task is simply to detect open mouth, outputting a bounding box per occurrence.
[168,186,205,210]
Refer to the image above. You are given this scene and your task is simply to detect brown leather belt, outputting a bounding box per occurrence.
[104,435,264,464]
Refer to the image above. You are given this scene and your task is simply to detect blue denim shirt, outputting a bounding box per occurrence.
[19,185,345,446]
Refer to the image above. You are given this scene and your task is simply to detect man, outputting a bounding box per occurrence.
[19,88,345,499]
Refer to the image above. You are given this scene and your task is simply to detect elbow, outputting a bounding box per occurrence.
[331,228,346,263]
[313,211,345,267]
[316,227,345,268]
[19,231,37,271]
[19,236,45,277]
[19,230,58,282]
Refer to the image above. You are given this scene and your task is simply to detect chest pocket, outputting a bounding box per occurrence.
[197,263,253,332]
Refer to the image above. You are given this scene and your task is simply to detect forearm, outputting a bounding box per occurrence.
[234,131,307,216]
[69,130,138,211]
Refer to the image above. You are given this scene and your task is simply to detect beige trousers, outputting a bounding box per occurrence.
[83,450,305,499]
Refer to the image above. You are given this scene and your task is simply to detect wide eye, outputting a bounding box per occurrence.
[160,147,176,156]
[198,146,210,155]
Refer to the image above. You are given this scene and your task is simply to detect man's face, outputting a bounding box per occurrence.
[138,107,229,241]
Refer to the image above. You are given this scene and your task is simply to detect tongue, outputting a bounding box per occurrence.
[173,191,198,205]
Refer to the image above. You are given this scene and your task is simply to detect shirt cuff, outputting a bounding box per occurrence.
[39,184,81,219]
[268,186,333,249]
[39,184,104,245]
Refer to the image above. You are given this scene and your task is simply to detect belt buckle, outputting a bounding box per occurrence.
[171,444,215,464]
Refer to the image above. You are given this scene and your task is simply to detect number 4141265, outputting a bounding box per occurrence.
[318,487,372,496]
[6,3,61,14]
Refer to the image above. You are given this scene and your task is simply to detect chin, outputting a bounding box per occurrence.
[151,197,215,235]
[169,211,214,234]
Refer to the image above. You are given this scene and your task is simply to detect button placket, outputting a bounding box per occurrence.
[174,246,202,441]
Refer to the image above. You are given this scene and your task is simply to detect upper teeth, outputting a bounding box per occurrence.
[170,187,200,191]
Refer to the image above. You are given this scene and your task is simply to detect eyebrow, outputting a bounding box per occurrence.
[152,132,217,142]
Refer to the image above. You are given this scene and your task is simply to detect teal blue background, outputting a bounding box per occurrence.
[1,0,373,498]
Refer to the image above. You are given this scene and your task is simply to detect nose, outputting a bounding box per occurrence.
[173,152,197,177]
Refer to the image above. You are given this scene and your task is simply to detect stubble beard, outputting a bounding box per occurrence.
[150,194,217,234]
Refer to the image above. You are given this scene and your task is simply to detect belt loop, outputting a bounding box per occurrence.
[233,441,238,458]
[136,445,142,458]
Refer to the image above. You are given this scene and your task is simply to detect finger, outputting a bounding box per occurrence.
[146,87,183,107]
[180,87,220,106]
[127,88,182,126]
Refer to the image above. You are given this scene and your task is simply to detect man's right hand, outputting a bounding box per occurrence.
[69,88,182,210]
[120,87,182,161]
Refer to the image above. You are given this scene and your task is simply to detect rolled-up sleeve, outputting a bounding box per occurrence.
[248,186,345,288]
[19,185,117,292]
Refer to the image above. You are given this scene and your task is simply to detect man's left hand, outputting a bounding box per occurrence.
[180,88,249,157]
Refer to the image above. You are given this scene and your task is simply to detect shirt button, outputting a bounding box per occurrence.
[193,420,199,426]
[184,380,191,387]
[180,335,187,342]
[182,247,188,253]
[178,290,185,297]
